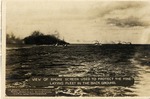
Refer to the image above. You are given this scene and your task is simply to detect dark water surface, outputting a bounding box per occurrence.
[6,44,150,96]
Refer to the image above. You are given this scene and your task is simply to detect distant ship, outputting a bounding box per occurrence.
[54,43,58,46]
[94,40,102,46]
[54,43,68,47]
[117,41,132,45]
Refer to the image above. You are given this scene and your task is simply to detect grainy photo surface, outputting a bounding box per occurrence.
[5,0,150,97]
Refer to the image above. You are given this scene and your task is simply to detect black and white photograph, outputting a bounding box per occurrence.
[3,0,150,98]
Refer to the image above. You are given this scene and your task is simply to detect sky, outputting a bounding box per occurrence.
[6,0,150,44]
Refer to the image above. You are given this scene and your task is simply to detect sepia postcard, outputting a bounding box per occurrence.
[1,0,150,99]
